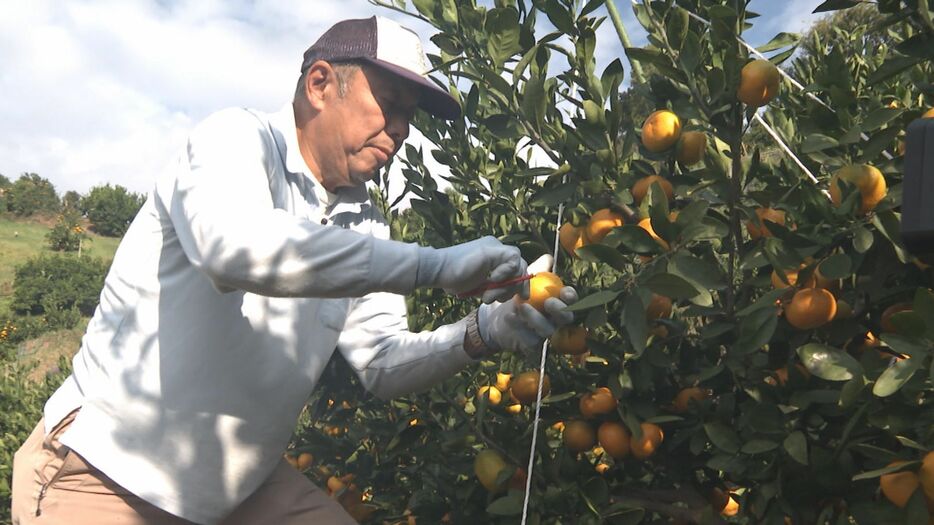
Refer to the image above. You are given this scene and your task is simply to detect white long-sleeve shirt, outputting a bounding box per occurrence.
[43,104,474,524]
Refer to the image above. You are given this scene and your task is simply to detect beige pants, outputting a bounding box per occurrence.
[11,411,357,524]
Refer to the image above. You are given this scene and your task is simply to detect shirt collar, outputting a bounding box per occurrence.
[270,104,371,215]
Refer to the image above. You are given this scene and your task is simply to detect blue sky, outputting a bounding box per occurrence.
[0,0,826,199]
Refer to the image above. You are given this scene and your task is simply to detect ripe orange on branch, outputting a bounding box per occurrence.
[879,461,920,508]
[477,385,502,406]
[510,371,550,404]
[637,218,671,252]
[676,131,707,165]
[829,164,887,214]
[737,59,780,107]
[580,387,618,418]
[641,109,682,152]
[585,209,624,244]
[523,272,563,311]
[597,422,631,459]
[494,372,511,392]
[921,451,934,501]
[646,293,673,320]
[632,175,674,204]
[630,422,664,460]
[474,449,508,492]
[881,303,913,333]
[550,325,588,355]
[785,288,837,330]
[559,222,586,256]
[563,420,597,452]
[672,387,708,413]
[746,207,786,240]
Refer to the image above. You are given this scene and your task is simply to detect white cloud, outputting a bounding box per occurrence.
[0,0,423,197]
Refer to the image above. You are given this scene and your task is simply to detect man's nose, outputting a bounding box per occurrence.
[386,113,410,147]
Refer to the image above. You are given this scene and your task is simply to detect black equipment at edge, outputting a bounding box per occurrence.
[900,118,934,261]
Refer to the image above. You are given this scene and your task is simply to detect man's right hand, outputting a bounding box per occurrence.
[416,237,529,303]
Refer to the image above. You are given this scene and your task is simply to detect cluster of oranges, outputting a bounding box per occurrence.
[476,370,548,415]
[0,321,17,341]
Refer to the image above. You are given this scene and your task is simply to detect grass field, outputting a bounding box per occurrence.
[0,215,121,314]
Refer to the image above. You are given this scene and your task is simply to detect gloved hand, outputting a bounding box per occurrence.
[476,255,578,353]
[416,236,529,304]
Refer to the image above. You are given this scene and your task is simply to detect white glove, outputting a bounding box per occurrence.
[415,236,529,303]
[476,255,578,352]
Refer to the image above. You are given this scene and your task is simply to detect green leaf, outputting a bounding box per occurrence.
[521,73,547,129]
[797,344,862,381]
[483,114,521,139]
[858,127,900,164]
[741,439,779,455]
[872,358,922,397]
[852,461,920,481]
[668,253,725,290]
[783,431,808,465]
[818,253,851,279]
[872,211,908,263]
[565,290,622,312]
[624,292,647,356]
[757,32,799,52]
[440,0,457,24]
[737,289,786,316]
[860,107,903,132]
[734,306,779,354]
[412,0,437,20]
[812,0,859,13]
[487,493,523,515]
[868,56,922,84]
[530,183,575,207]
[705,422,741,454]
[644,273,701,300]
[665,7,689,51]
[801,134,839,153]
[853,226,874,253]
[539,0,573,33]
[485,8,522,68]
[576,245,628,272]
[607,225,662,253]
[879,334,929,358]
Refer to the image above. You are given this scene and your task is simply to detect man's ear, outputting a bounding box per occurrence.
[304,61,337,111]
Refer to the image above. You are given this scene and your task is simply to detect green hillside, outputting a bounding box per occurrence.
[0,216,121,314]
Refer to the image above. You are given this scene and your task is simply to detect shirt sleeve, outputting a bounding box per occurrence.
[336,292,474,400]
[156,108,421,298]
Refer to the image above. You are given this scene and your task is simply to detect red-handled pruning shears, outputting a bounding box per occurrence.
[456,274,534,298]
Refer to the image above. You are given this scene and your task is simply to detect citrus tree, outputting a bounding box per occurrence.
[288,1,934,523]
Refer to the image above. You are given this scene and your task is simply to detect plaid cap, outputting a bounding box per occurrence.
[301,16,460,120]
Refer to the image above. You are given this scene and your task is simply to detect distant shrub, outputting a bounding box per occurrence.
[61,190,82,212]
[5,173,59,217]
[46,211,88,252]
[11,255,107,328]
[80,184,144,237]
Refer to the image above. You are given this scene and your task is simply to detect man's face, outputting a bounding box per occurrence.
[322,65,417,190]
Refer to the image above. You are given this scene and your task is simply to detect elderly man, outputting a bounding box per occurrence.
[11,16,576,525]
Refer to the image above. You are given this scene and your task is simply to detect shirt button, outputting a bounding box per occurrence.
[320,218,328,225]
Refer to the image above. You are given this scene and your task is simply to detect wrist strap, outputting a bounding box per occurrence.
[464,309,495,360]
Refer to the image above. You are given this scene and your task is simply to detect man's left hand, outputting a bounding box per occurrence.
[477,255,578,353]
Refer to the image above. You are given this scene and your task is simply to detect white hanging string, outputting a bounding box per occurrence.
[519,178,566,525]
[751,113,834,200]
[675,5,895,161]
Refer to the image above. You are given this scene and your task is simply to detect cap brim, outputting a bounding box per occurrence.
[362,58,461,120]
